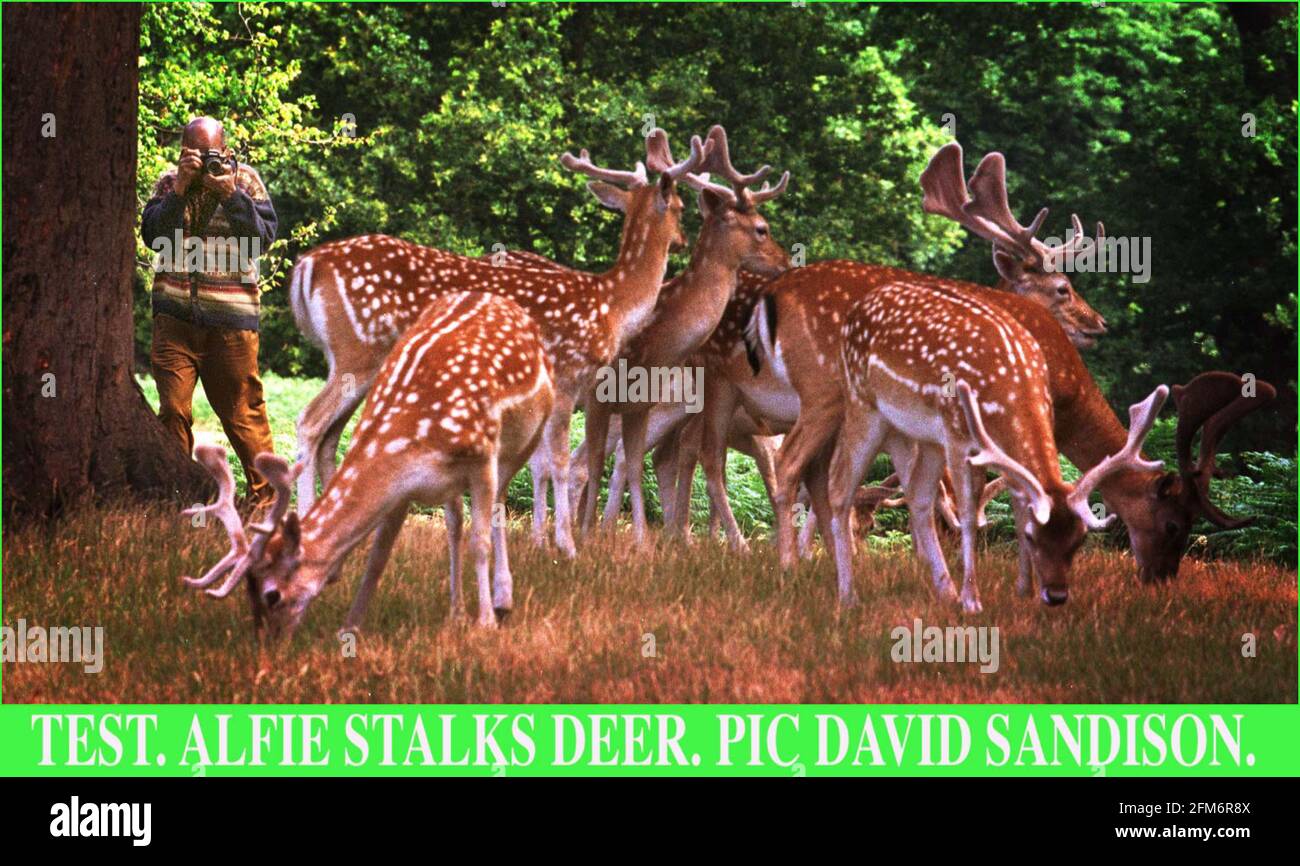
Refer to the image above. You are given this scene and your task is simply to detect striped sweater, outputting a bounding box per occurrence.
[141,164,278,331]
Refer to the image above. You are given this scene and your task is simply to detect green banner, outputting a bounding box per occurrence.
[1,704,1296,777]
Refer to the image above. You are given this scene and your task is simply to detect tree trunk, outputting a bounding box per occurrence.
[2,3,212,522]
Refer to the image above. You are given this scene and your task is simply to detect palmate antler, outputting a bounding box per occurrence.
[182,446,301,599]
[921,141,1103,271]
[1173,371,1277,529]
[682,125,790,211]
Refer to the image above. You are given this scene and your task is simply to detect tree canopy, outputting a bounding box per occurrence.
[135,1,1297,449]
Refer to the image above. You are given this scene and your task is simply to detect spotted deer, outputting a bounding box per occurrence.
[752,255,1276,591]
[573,125,791,542]
[182,292,555,636]
[770,280,1167,610]
[288,130,710,558]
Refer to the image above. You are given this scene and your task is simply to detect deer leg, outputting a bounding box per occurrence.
[444,497,465,619]
[948,458,984,614]
[889,440,958,603]
[1011,497,1035,597]
[580,400,612,535]
[296,370,371,510]
[774,399,841,570]
[342,505,407,631]
[316,387,367,490]
[797,487,817,559]
[622,409,652,544]
[827,409,888,606]
[804,452,836,574]
[468,459,499,628]
[699,389,748,550]
[528,452,549,547]
[650,437,678,528]
[603,441,628,525]
[545,394,578,558]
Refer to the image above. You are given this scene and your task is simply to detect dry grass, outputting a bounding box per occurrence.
[2,502,1295,704]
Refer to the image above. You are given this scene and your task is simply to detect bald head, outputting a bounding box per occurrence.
[182,117,225,150]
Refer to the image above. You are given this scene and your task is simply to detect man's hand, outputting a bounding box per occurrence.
[174,147,203,194]
[201,170,238,201]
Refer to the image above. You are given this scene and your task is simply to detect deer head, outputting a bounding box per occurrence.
[957,382,1168,604]
[182,445,315,641]
[1110,371,1277,582]
[563,128,710,256]
[680,125,792,277]
[921,141,1108,349]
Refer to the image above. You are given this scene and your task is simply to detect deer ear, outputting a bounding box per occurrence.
[586,181,629,213]
[282,511,302,552]
[1154,471,1181,499]
[992,247,1027,284]
[655,173,675,213]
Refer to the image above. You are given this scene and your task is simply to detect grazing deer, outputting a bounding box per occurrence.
[574,125,791,542]
[750,257,1275,586]
[288,130,710,558]
[677,141,1113,557]
[769,280,1167,609]
[182,292,555,637]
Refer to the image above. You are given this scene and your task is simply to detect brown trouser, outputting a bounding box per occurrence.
[151,313,276,505]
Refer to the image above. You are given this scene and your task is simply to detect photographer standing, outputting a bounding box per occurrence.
[142,116,279,509]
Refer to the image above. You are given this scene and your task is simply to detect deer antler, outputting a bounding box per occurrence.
[955,382,1053,525]
[921,142,1100,271]
[181,444,249,592]
[182,448,302,600]
[644,128,711,181]
[247,454,302,536]
[561,147,649,188]
[964,151,1048,263]
[684,125,789,211]
[682,171,739,208]
[1068,385,1169,528]
[1172,371,1277,528]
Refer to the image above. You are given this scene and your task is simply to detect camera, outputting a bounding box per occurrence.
[201,149,235,177]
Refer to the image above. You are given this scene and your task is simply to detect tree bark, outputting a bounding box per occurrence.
[2,3,212,522]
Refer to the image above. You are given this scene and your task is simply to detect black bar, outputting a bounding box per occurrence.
[0,776,1292,852]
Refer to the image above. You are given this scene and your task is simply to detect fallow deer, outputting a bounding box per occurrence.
[573,125,791,542]
[288,130,710,559]
[773,280,1167,609]
[182,292,555,636]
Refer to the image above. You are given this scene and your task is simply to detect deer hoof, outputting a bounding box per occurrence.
[493,606,512,623]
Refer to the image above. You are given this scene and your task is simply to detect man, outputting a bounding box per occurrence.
[141,117,279,508]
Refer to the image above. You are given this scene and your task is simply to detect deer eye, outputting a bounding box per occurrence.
[755,225,768,239]
[1056,286,1070,298]
[264,589,282,609]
